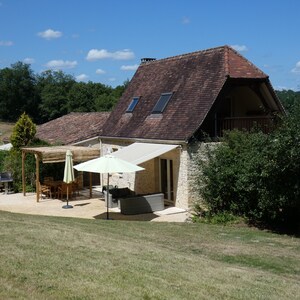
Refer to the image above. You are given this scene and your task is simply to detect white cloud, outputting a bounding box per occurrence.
[76,74,89,82]
[86,49,135,61]
[120,64,139,71]
[291,61,300,73]
[45,60,77,69]
[96,68,106,74]
[0,40,13,46]
[181,16,190,24]
[38,29,62,40]
[23,57,35,64]
[108,77,116,82]
[230,44,248,52]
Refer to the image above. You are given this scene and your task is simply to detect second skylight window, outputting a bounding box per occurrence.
[152,93,173,113]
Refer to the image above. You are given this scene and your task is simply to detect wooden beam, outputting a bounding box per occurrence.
[35,154,40,202]
[89,172,92,198]
[22,151,26,196]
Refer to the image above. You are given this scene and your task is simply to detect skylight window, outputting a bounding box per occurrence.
[126,97,139,112]
[152,93,173,113]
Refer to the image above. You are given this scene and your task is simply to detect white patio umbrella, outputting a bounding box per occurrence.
[74,154,144,219]
[62,150,75,209]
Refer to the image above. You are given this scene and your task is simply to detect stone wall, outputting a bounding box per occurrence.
[174,144,189,209]
[187,142,221,209]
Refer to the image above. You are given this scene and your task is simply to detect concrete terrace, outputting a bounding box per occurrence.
[0,189,189,222]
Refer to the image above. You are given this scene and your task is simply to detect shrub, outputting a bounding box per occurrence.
[194,105,300,232]
[192,210,242,225]
[0,150,9,172]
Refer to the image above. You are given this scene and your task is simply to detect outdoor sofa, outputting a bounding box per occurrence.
[104,187,164,215]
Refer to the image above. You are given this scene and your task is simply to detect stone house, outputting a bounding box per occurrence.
[99,45,284,210]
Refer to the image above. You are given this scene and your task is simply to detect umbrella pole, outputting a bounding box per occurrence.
[67,185,69,206]
[106,173,109,220]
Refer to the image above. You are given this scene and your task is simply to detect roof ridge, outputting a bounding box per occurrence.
[224,46,229,75]
[140,45,228,65]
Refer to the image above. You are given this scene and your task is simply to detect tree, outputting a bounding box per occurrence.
[0,62,129,123]
[276,89,300,112]
[10,112,36,149]
[94,93,116,111]
[0,62,37,121]
[67,81,109,112]
[36,70,76,123]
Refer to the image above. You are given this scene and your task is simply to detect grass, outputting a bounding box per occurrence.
[0,121,14,143]
[0,211,299,299]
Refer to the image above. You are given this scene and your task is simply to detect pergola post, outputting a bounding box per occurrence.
[89,172,92,198]
[35,154,40,202]
[22,151,26,196]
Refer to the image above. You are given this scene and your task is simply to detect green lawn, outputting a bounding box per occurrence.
[0,211,299,300]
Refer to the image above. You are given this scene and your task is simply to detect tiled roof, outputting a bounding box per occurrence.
[36,112,110,145]
[100,46,269,142]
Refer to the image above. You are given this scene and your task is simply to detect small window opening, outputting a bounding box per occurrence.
[152,93,173,113]
[126,97,139,112]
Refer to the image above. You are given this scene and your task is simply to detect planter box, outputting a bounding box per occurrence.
[119,193,164,215]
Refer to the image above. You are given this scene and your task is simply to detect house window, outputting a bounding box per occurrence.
[126,97,139,112]
[152,93,173,113]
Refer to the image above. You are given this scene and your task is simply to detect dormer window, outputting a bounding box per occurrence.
[152,93,173,114]
[126,97,139,113]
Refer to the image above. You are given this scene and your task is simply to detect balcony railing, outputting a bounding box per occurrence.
[220,116,274,135]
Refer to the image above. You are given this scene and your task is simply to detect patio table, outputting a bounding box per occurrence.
[44,180,63,198]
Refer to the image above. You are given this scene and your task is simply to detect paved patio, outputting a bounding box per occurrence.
[0,189,189,222]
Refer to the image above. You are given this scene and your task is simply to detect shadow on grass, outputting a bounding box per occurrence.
[247,220,300,238]
[93,211,158,221]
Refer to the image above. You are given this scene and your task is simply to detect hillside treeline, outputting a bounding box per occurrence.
[276,89,300,111]
[0,62,127,124]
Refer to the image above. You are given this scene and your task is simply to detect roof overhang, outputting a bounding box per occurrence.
[99,135,186,145]
[22,145,100,163]
[111,142,180,165]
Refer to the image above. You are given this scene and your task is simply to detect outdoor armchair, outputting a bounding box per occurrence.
[39,182,52,199]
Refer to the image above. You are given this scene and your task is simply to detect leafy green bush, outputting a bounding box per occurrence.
[0,150,9,172]
[192,210,241,225]
[3,148,35,192]
[194,105,300,231]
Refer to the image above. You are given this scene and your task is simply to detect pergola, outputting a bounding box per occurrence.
[21,146,100,202]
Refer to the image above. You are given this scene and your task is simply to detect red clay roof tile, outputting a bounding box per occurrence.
[36,112,110,145]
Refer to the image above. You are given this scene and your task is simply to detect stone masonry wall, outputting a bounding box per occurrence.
[187,142,221,209]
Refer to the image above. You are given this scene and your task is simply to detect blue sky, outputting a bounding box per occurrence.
[0,0,299,90]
